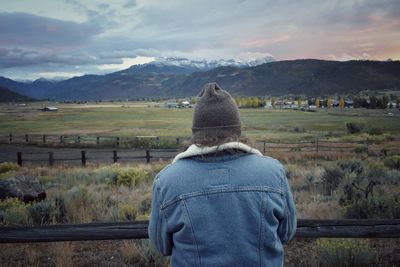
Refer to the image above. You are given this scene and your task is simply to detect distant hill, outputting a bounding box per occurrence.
[1,59,400,100]
[0,86,34,102]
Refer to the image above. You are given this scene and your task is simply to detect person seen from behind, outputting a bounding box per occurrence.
[149,82,297,266]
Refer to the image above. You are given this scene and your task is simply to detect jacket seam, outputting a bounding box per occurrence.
[182,199,202,267]
[258,193,266,267]
[161,186,283,210]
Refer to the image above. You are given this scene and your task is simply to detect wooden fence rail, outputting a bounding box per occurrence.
[12,149,180,166]
[0,219,399,243]
[2,134,180,148]
[2,133,400,152]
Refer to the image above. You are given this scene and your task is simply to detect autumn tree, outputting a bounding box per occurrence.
[339,97,345,109]
[327,98,333,109]
[271,98,276,108]
[315,98,320,108]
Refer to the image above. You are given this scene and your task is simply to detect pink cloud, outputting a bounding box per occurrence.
[241,35,291,48]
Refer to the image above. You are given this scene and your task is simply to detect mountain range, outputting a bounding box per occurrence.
[1,58,399,100]
[0,86,34,102]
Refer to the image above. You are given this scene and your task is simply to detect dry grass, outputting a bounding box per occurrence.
[120,241,142,265]
[1,152,399,266]
[54,242,74,267]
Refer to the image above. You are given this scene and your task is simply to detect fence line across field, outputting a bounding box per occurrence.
[2,134,184,147]
[13,149,181,166]
[2,133,399,149]
[0,219,399,243]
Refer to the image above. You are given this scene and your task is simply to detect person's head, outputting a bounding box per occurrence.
[192,82,241,146]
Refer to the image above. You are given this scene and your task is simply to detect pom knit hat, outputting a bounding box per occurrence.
[192,83,241,143]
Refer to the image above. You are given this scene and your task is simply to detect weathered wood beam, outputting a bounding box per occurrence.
[1,219,399,243]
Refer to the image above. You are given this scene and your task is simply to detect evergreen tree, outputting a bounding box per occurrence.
[361,98,369,108]
[369,96,378,109]
[353,97,360,108]
[381,95,389,109]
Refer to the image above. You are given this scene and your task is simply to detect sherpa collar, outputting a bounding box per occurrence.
[172,142,263,163]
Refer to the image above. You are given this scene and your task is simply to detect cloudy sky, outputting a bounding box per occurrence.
[1,0,399,80]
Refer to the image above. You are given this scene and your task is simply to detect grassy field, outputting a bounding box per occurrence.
[1,101,399,141]
[1,101,400,266]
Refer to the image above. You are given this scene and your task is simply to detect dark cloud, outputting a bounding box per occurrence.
[0,47,122,69]
[0,12,102,48]
[0,0,399,79]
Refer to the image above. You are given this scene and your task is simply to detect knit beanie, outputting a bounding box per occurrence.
[192,83,241,143]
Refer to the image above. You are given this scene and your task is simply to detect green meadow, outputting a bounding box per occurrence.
[0,101,399,141]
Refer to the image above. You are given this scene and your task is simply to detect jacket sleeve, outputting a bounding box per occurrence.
[277,169,297,243]
[148,179,173,255]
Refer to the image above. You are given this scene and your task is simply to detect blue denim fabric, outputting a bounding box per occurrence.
[149,152,297,267]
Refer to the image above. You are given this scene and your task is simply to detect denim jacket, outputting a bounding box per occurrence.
[149,142,297,267]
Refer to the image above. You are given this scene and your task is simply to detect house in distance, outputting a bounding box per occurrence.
[41,106,58,112]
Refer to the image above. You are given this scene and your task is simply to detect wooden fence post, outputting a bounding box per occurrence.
[146,150,151,163]
[116,137,120,146]
[17,152,22,166]
[96,137,100,145]
[77,136,80,144]
[176,138,180,145]
[60,135,64,144]
[48,152,54,166]
[113,150,118,163]
[156,136,160,146]
[263,140,266,154]
[25,134,29,143]
[43,135,46,143]
[81,151,86,166]
[316,138,319,152]
[9,133,12,143]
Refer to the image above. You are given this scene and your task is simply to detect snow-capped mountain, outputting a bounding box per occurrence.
[123,56,276,74]
[154,56,276,69]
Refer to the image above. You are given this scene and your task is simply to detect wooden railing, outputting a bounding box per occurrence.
[1,219,399,243]
[1,134,183,148]
[11,149,180,166]
[2,133,400,153]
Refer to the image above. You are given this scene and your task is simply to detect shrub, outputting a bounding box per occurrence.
[321,166,344,195]
[0,162,19,174]
[118,203,137,221]
[29,200,54,225]
[94,164,120,184]
[343,194,400,219]
[316,239,377,267]
[116,167,150,187]
[0,198,31,225]
[346,122,365,134]
[63,186,95,223]
[120,240,169,267]
[293,126,305,133]
[384,155,400,170]
[138,196,152,215]
[354,145,368,154]
[368,127,383,135]
[338,160,363,175]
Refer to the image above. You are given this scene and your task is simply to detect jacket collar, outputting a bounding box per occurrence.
[172,142,263,163]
